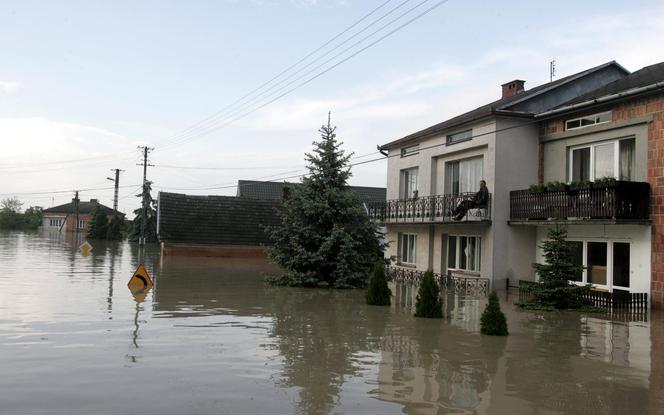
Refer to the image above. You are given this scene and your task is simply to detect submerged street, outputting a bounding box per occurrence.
[0,231,661,414]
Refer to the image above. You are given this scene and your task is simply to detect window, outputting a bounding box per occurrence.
[560,239,630,289]
[565,111,611,130]
[77,220,86,229]
[447,235,481,272]
[446,129,472,145]
[400,144,419,157]
[568,137,635,182]
[445,157,483,195]
[49,218,63,227]
[399,233,417,264]
[400,168,419,199]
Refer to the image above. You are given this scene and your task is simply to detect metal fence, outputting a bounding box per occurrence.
[367,193,491,224]
[386,266,490,297]
[518,280,648,311]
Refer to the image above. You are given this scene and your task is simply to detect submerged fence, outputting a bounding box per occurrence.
[386,266,490,297]
[518,280,648,311]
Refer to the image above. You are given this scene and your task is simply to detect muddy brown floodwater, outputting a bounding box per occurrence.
[1,231,663,414]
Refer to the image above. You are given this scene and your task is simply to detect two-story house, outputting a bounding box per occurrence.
[372,61,630,289]
[510,62,664,308]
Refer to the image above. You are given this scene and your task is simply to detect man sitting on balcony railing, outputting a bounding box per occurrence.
[453,180,489,221]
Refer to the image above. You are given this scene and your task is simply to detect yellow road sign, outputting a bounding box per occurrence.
[128,264,154,291]
[79,241,93,257]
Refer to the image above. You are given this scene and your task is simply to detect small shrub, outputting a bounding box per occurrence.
[528,183,546,193]
[365,262,391,306]
[480,291,508,336]
[545,180,567,191]
[414,270,442,318]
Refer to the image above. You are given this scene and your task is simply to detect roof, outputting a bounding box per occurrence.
[554,61,664,107]
[380,61,629,149]
[157,192,283,246]
[43,200,124,217]
[236,180,386,203]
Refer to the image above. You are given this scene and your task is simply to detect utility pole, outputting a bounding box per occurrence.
[73,190,80,233]
[107,169,124,212]
[136,146,154,246]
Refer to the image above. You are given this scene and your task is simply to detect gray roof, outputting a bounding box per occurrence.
[555,61,664,107]
[157,192,282,246]
[43,200,124,217]
[236,180,386,203]
[380,61,629,150]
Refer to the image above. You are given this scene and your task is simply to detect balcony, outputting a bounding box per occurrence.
[509,181,650,225]
[366,193,491,224]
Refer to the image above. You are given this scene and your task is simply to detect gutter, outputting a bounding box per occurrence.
[536,81,664,119]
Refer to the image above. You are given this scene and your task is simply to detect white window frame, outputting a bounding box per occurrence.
[565,111,611,130]
[49,218,63,227]
[446,129,472,145]
[400,144,419,158]
[399,167,419,199]
[568,137,634,182]
[399,233,417,265]
[445,156,484,195]
[77,219,86,229]
[446,235,481,273]
[565,238,631,291]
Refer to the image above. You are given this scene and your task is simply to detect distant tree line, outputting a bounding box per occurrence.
[0,197,43,230]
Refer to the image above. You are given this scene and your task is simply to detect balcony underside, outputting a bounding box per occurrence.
[509,218,651,226]
[384,218,492,225]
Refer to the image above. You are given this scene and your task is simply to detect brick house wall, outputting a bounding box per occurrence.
[539,93,664,308]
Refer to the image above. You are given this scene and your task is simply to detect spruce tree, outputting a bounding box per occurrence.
[129,181,158,243]
[106,215,124,240]
[480,291,508,336]
[365,262,391,306]
[522,226,590,309]
[87,205,108,240]
[414,271,443,318]
[266,114,383,288]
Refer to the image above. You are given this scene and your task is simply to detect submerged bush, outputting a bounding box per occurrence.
[365,262,391,306]
[480,291,508,336]
[414,271,442,318]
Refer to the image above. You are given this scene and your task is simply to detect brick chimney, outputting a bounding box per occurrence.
[501,80,525,98]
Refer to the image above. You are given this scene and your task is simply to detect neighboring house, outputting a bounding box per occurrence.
[157,192,283,257]
[158,180,386,257]
[519,61,664,308]
[236,180,387,204]
[372,61,631,291]
[42,198,123,233]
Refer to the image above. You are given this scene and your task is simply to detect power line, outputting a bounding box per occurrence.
[156,0,397,149]
[0,184,141,197]
[156,0,448,152]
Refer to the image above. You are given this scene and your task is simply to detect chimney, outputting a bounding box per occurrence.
[90,199,98,204]
[501,80,525,98]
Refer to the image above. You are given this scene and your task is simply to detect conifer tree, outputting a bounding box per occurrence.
[106,215,124,240]
[414,270,443,318]
[129,181,158,243]
[365,262,391,306]
[522,226,590,309]
[480,291,508,336]
[266,114,383,288]
[87,205,109,240]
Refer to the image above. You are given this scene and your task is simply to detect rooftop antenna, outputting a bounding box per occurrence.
[550,59,556,82]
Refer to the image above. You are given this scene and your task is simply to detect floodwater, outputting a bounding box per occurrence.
[1,231,662,415]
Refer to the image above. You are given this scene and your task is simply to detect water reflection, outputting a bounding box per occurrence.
[0,232,661,415]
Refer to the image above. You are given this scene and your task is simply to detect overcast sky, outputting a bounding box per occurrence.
[1,0,663,215]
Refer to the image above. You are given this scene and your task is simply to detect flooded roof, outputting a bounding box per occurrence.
[157,192,283,246]
[236,180,386,203]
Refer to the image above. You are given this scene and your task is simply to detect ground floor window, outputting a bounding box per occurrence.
[49,218,63,227]
[447,235,481,272]
[563,239,630,289]
[398,233,417,265]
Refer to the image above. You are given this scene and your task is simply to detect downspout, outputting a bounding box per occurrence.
[377,145,388,157]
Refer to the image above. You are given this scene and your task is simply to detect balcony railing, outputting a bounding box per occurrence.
[366,192,491,224]
[510,181,650,223]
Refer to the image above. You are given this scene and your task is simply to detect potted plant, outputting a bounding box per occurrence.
[545,180,568,192]
[528,183,547,194]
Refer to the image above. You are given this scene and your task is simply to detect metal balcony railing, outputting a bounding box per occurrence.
[509,181,650,222]
[366,192,491,224]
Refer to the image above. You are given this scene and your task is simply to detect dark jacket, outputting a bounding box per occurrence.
[472,186,489,208]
